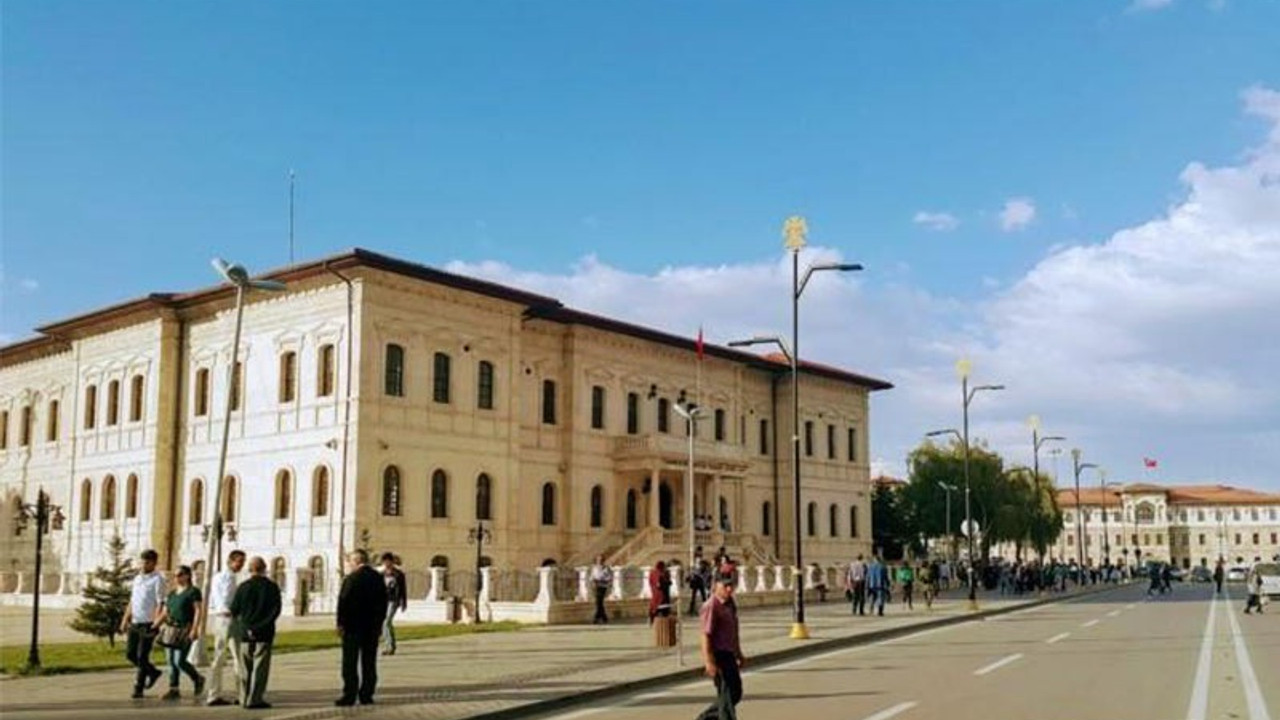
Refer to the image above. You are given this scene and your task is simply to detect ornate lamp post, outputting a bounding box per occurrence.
[14,488,66,670]
[466,521,492,623]
[939,482,957,562]
[1071,449,1099,583]
[1028,415,1064,562]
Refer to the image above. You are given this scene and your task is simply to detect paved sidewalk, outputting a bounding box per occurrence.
[0,584,1122,720]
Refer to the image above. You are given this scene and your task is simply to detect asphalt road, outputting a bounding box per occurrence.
[538,582,1278,720]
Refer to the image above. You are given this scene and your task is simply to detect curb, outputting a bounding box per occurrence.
[461,583,1125,720]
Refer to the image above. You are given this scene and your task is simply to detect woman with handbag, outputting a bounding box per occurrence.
[153,565,206,700]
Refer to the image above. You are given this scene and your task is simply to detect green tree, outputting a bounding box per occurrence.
[70,535,135,647]
[872,481,914,560]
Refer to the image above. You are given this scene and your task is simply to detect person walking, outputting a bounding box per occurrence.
[866,555,888,617]
[920,561,936,610]
[153,565,206,700]
[229,556,282,710]
[686,559,710,616]
[897,563,915,610]
[648,560,672,623]
[336,550,389,706]
[847,555,867,616]
[1244,561,1265,615]
[695,568,745,720]
[205,550,245,706]
[1213,560,1225,595]
[120,549,166,699]
[379,553,408,656]
[590,555,614,624]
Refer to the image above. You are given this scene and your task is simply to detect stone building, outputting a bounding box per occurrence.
[0,248,890,612]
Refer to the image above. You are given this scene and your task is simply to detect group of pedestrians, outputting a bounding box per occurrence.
[120,547,408,709]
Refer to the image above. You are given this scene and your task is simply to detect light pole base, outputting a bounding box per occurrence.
[789,622,810,640]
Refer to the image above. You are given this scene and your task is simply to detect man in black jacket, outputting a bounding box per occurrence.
[229,556,282,710]
[336,549,389,706]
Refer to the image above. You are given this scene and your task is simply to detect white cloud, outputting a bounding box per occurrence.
[18,278,39,292]
[1130,0,1174,11]
[912,211,960,232]
[443,87,1280,492]
[999,197,1036,231]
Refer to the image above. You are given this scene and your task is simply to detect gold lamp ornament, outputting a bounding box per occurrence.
[782,215,808,251]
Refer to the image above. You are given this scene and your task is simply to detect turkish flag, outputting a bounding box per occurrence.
[1143,457,1158,469]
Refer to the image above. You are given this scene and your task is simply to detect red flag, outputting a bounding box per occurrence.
[696,326,704,361]
[1143,457,1158,469]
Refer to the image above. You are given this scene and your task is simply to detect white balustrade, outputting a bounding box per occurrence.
[755,566,769,593]
[640,566,652,599]
[575,567,590,603]
[425,566,444,602]
[773,565,787,591]
[668,566,682,599]
[610,565,625,600]
[736,566,750,594]
[534,566,554,607]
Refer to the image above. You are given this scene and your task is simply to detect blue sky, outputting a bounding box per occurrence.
[3,1,1279,490]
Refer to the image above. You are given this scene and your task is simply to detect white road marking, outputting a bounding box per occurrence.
[1046,632,1071,644]
[1081,619,1100,628]
[1107,609,1122,617]
[1125,603,1137,610]
[1224,589,1273,720]
[974,653,1024,676]
[1186,592,1218,720]
[861,701,919,720]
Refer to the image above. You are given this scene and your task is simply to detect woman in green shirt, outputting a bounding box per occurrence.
[153,565,205,700]
[897,564,915,610]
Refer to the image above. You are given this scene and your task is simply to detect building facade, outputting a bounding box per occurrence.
[1049,483,1280,569]
[0,249,890,612]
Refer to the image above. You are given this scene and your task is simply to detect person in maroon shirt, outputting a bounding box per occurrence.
[696,567,745,720]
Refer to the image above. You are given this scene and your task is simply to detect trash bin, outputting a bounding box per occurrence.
[654,614,677,648]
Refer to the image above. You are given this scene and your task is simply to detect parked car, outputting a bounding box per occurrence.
[1226,566,1249,583]
[1168,566,1187,582]
[1189,566,1213,583]
[1254,563,1280,598]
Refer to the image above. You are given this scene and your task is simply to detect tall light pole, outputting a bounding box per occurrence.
[939,481,957,562]
[673,401,704,667]
[1027,416,1064,562]
[952,359,1004,610]
[199,259,286,653]
[466,521,492,623]
[14,488,65,671]
[1099,471,1113,571]
[1071,449,1099,583]
[730,216,862,641]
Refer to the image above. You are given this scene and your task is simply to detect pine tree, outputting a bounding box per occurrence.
[70,535,135,647]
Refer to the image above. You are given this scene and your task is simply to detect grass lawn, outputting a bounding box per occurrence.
[1,621,522,677]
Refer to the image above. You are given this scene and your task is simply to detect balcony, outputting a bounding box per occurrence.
[609,434,750,474]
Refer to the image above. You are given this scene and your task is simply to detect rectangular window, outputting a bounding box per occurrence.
[591,385,606,430]
[804,421,814,457]
[657,398,669,433]
[194,371,210,417]
[740,415,746,446]
[129,375,145,422]
[1068,534,1075,547]
[0,410,8,449]
[1271,533,1277,544]
[19,406,32,446]
[847,427,858,462]
[626,392,639,434]
[385,344,405,397]
[827,424,836,459]
[542,380,557,424]
[714,409,725,442]
[230,362,243,411]
[1252,533,1260,544]
[851,506,859,538]
[279,351,297,403]
[759,419,769,455]
[106,381,120,426]
[1156,534,1164,545]
[477,361,495,410]
[433,352,451,403]
[46,400,59,442]
[318,344,336,397]
[1198,534,1205,545]
[1234,533,1242,545]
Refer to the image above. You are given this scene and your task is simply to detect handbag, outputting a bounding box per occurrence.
[156,622,187,648]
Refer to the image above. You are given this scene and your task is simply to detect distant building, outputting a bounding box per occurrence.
[0,248,890,612]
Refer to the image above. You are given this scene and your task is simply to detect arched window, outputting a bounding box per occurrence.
[221,476,238,522]
[125,474,139,519]
[829,503,839,537]
[275,470,292,520]
[626,489,638,529]
[18,406,31,446]
[431,470,448,518]
[657,398,670,433]
[312,466,329,517]
[106,380,120,426]
[279,351,298,403]
[476,474,492,520]
[189,479,204,526]
[79,479,92,522]
[130,374,145,422]
[590,485,604,528]
[1136,503,1155,525]
[477,361,495,410]
[194,369,210,417]
[317,344,336,397]
[101,475,117,520]
[271,557,287,590]
[806,502,817,537]
[308,556,326,594]
[433,352,451,403]
[46,400,60,442]
[84,385,99,429]
[382,466,402,516]
[850,505,859,538]
[541,483,557,525]
[385,344,405,396]
[542,380,557,424]
[762,502,772,536]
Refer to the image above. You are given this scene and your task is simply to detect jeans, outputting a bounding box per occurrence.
[851,581,866,615]
[381,603,399,651]
[341,631,379,702]
[869,587,886,615]
[125,623,159,691]
[165,641,201,689]
[695,651,743,720]
[593,586,610,624]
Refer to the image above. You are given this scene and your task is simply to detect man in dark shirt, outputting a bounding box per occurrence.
[336,549,389,706]
[229,556,282,710]
[696,568,745,720]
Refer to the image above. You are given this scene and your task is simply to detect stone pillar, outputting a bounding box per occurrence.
[649,468,661,528]
[479,567,492,621]
[425,566,444,602]
[755,566,769,593]
[610,565,625,600]
[535,566,554,607]
[804,565,817,590]
[640,566,653,599]
[14,572,27,595]
[736,566,750,594]
[773,565,788,591]
[575,567,590,603]
[668,565,682,599]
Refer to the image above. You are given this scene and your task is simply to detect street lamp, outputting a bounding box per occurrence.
[13,488,66,670]
[199,259,286,650]
[673,401,705,667]
[466,521,492,623]
[1071,449,1099,584]
[1099,471,1113,571]
[939,482,957,562]
[1027,416,1064,563]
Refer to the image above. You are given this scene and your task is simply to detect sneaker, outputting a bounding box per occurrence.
[162,689,180,701]
[335,697,357,707]
[246,702,273,709]
[145,668,163,689]
[130,688,144,700]
[193,675,206,698]
[206,698,233,707]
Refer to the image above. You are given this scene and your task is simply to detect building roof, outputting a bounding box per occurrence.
[1,248,893,391]
[1057,482,1280,507]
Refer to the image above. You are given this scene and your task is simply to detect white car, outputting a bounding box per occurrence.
[1254,563,1280,598]
[1227,566,1248,583]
